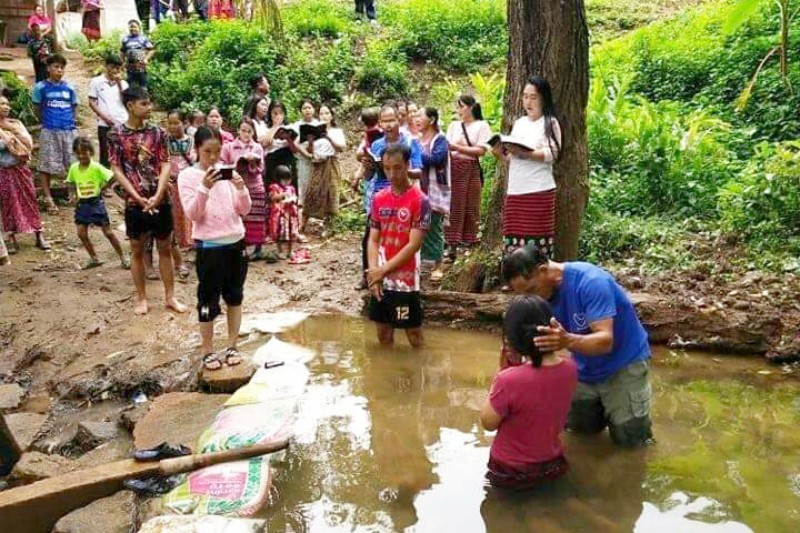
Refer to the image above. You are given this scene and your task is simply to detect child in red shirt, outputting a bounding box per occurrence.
[480,295,578,490]
[366,142,431,348]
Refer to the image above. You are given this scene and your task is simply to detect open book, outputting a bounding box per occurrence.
[275,125,298,140]
[485,133,537,152]
[299,121,328,142]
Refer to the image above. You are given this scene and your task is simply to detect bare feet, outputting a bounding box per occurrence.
[166,297,188,313]
[134,299,149,315]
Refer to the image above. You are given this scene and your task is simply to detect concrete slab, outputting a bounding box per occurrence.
[3,413,47,452]
[52,490,137,533]
[133,393,230,450]
[9,451,76,483]
[200,362,257,394]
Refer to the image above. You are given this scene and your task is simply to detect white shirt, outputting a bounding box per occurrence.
[88,75,128,127]
[326,127,347,152]
[507,116,562,196]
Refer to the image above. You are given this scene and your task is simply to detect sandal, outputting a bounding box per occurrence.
[45,199,59,214]
[83,258,104,270]
[120,256,131,270]
[7,240,18,255]
[202,353,222,371]
[36,239,52,251]
[224,347,242,367]
[248,250,265,261]
[177,264,190,279]
[264,250,280,264]
[146,269,159,281]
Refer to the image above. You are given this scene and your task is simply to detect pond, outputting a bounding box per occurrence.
[262,315,800,532]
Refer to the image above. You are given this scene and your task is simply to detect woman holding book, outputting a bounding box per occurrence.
[492,77,562,258]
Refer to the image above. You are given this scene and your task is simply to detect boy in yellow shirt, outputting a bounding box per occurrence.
[67,137,129,269]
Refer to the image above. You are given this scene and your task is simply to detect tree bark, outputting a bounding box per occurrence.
[485,0,590,260]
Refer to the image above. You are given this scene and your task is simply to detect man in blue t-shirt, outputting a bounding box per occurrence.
[354,104,422,289]
[31,53,79,214]
[502,244,653,447]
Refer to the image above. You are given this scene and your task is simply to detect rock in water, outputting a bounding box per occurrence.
[53,490,137,533]
[133,393,230,450]
[75,421,119,451]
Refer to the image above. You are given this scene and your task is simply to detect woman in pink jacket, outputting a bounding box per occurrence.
[179,126,252,371]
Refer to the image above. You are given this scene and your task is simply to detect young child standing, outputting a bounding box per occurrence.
[480,295,578,490]
[178,126,251,371]
[67,137,128,269]
[221,117,266,260]
[31,53,78,214]
[268,165,299,260]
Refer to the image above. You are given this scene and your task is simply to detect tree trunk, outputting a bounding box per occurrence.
[485,0,590,261]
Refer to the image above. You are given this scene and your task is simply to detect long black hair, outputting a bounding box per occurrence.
[266,100,288,128]
[194,125,222,150]
[423,107,440,130]
[503,295,554,368]
[458,94,483,121]
[526,76,561,160]
[247,96,269,121]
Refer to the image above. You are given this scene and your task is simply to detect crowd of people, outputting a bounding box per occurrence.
[0,12,656,494]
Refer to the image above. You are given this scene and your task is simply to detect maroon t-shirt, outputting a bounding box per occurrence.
[489,358,578,466]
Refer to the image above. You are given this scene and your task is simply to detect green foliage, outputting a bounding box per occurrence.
[279,39,356,108]
[354,39,408,101]
[589,76,740,219]
[79,30,125,64]
[150,20,283,123]
[282,0,356,38]
[586,0,710,41]
[718,141,800,250]
[151,21,209,65]
[381,0,507,71]
[330,206,366,235]
[0,71,37,125]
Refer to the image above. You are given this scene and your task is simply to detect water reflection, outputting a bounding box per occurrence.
[264,315,798,533]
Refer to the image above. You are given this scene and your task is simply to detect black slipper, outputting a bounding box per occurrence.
[123,475,181,495]
[132,442,192,462]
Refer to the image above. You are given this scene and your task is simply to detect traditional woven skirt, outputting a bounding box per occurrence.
[243,171,267,246]
[0,165,42,234]
[503,189,556,258]
[81,9,101,41]
[303,159,340,220]
[169,182,193,249]
[422,211,445,262]
[445,157,481,245]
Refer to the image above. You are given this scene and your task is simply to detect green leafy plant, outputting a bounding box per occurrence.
[381,0,506,71]
[282,0,355,38]
[718,141,800,250]
[354,39,408,100]
[1,71,37,125]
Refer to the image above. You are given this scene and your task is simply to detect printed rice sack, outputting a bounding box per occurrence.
[252,335,315,366]
[223,363,309,408]
[198,401,297,453]
[162,457,271,517]
[138,514,266,533]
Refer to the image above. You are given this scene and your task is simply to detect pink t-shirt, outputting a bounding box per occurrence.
[178,166,251,242]
[28,13,51,31]
[489,358,578,466]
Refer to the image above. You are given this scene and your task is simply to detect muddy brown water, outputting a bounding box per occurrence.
[257,315,800,533]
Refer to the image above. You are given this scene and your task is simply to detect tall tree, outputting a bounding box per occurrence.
[485,0,590,260]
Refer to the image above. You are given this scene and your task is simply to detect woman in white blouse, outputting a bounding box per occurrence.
[492,76,562,259]
[300,104,346,227]
[445,94,491,262]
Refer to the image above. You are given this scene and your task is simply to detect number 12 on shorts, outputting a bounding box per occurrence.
[396,306,410,321]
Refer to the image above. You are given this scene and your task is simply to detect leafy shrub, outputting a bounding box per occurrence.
[354,39,408,100]
[589,76,740,219]
[151,21,210,65]
[79,30,124,64]
[718,141,800,248]
[279,39,356,110]
[150,20,283,123]
[381,0,506,71]
[1,71,37,125]
[282,0,356,38]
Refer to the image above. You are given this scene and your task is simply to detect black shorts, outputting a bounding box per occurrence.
[195,240,248,323]
[369,290,423,329]
[125,203,173,240]
[74,197,110,227]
